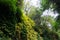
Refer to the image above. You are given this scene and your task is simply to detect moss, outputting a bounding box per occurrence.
[15,13,39,40]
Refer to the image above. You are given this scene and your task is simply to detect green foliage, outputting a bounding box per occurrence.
[41,0,50,11]
[0,0,39,40]
[0,0,17,39]
[27,0,60,40]
[15,13,39,40]
[0,0,25,40]
[0,0,60,40]
[42,16,56,27]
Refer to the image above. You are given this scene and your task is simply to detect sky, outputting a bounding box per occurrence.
[30,0,40,7]
[24,0,40,7]
[41,8,59,18]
